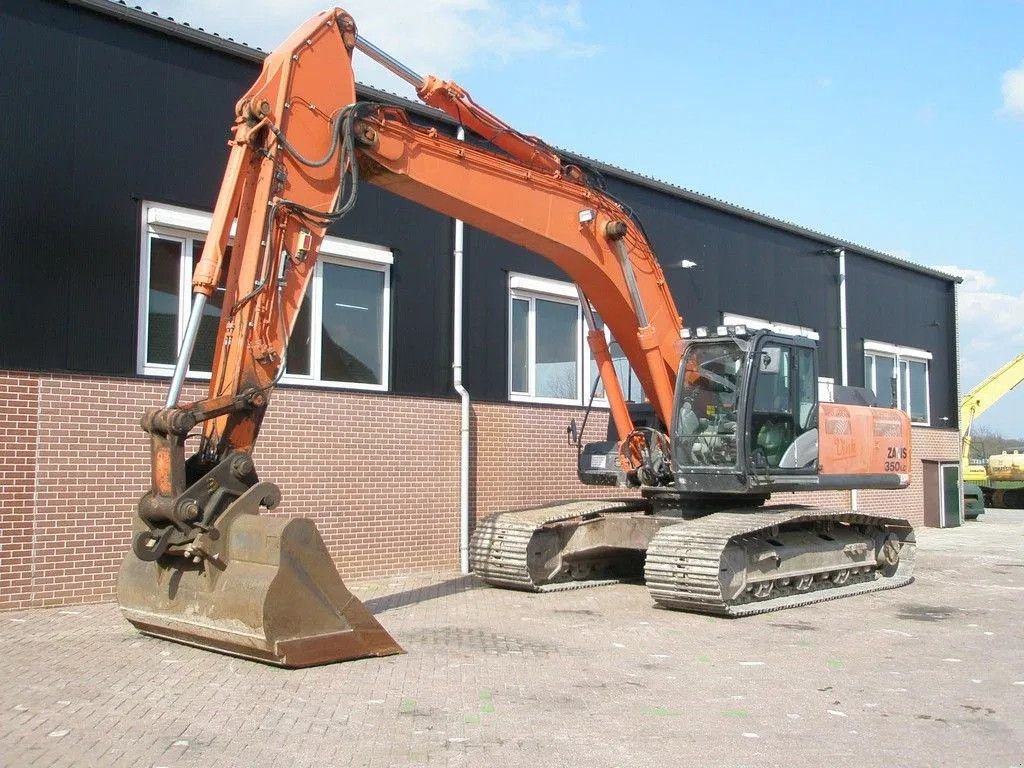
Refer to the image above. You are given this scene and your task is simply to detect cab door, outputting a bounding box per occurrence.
[747,338,819,475]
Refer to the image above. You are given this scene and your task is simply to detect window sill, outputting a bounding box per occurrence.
[138,366,388,393]
[279,375,388,392]
[509,393,611,408]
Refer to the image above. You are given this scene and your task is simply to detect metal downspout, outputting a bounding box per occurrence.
[839,248,848,387]
[838,247,857,510]
[453,127,471,574]
[351,34,471,567]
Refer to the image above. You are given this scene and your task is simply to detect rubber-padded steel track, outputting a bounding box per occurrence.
[469,499,645,592]
[644,506,916,616]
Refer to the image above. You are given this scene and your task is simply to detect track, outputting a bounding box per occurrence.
[468,499,648,591]
[471,502,916,615]
[644,506,916,616]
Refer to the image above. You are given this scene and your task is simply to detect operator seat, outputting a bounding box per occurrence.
[755,419,793,467]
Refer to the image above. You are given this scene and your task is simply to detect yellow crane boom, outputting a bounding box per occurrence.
[960,352,1024,482]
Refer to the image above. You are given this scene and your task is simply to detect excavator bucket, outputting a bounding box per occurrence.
[117,492,402,668]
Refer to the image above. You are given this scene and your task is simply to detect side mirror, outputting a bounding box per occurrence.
[567,418,579,447]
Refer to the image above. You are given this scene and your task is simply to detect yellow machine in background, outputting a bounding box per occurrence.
[988,450,1024,481]
[960,353,1024,511]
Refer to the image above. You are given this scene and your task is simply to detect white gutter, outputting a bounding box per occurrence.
[837,247,858,510]
[838,248,848,387]
[454,126,471,574]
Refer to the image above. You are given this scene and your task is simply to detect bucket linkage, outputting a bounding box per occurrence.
[118,405,401,668]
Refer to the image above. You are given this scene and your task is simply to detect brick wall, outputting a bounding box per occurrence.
[0,375,38,609]
[0,371,618,610]
[767,427,960,526]
[470,401,624,517]
[0,370,959,609]
[855,427,961,525]
[1,371,463,609]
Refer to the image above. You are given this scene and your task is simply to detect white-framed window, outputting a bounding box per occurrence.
[508,274,643,406]
[863,340,931,425]
[138,201,392,391]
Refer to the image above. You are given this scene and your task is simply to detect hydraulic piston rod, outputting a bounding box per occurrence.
[355,36,425,90]
[165,293,208,407]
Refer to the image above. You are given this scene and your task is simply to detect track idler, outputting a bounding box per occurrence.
[118,476,402,668]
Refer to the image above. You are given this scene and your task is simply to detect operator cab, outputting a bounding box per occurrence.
[674,329,818,471]
[578,327,822,499]
[671,328,820,500]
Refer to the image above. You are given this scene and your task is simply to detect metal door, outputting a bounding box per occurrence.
[941,463,962,528]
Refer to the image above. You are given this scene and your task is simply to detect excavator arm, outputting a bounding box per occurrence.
[174,9,681,468]
[120,7,683,667]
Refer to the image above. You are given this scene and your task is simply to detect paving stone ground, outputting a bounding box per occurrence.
[2,510,1023,768]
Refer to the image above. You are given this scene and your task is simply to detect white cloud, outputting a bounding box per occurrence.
[934,264,1024,349]
[933,264,1024,435]
[1000,60,1024,119]
[138,1,599,95]
[933,265,997,292]
[537,0,585,28]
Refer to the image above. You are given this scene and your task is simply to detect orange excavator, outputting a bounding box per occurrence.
[118,8,916,667]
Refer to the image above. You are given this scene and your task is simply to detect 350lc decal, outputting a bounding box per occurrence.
[885,446,908,473]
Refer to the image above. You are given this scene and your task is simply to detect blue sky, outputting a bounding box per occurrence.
[144,1,1024,434]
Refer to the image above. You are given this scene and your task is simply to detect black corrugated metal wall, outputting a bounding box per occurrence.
[0,0,959,425]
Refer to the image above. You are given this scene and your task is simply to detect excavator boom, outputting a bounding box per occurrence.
[118,8,684,666]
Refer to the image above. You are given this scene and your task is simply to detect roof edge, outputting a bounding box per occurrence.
[66,0,266,62]
[565,153,962,284]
